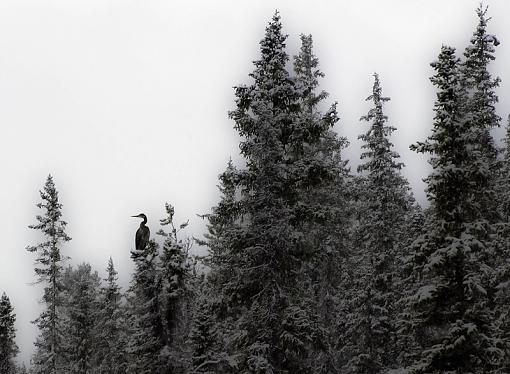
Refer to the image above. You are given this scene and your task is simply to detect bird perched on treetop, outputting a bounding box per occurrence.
[131,213,150,251]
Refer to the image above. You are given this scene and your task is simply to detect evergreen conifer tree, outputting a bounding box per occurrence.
[497,116,510,222]
[343,74,413,374]
[493,115,510,372]
[292,34,352,373]
[188,281,221,373]
[95,258,127,374]
[0,293,18,374]
[203,13,350,373]
[125,239,164,374]
[192,160,243,372]
[27,175,71,374]
[408,45,502,373]
[225,12,307,371]
[461,4,501,171]
[157,203,193,372]
[61,263,101,374]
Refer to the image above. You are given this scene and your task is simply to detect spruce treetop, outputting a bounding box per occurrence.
[294,34,327,110]
[412,45,471,224]
[463,4,500,76]
[230,10,298,160]
[462,4,501,160]
[358,73,403,176]
[106,257,118,285]
[27,175,71,257]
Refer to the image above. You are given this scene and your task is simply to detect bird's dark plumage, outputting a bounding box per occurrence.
[132,213,150,251]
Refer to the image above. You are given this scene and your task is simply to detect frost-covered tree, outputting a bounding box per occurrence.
[408,45,502,373]
[192,160,243,373]
[188,277,226,373]
[493,115,510,372]
[462,11,504,346]
[95,258,126,374]
[292,33,352,373]
[497,116,510,222]
[157,203,193,372]
[201,13,350,373]
[27,175,71,374]
[224,12,308,371]
[342,74,413,374]
[0,293,18,374]
[461,4,501,172]
[125,238,164,374]
[61,263,101,374]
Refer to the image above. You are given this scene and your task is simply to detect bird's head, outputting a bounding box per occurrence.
[131,213,147,221]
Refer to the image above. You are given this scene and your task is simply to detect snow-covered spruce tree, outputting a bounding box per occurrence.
[156,203,193,372]
[225,13,306,371]
[202,13,350,373]
[61,263,101,374]
[188,277,222,373]
[192,160,243,373]
[497,116,510,222]
[462,10,505,338]
[461,4,501,180]
[493,115,510,372]
[395,201,427,370]
[125,238,164,374]
[0,293,18,374]
[408,45,502,373]
[27,175,71,374]
[342,74,413,374]
[292,33,352,373]
[95,258,127,374]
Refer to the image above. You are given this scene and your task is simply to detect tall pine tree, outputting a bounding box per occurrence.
[27,175,71,374]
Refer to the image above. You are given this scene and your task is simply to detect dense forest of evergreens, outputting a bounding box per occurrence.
[2,5,510,374]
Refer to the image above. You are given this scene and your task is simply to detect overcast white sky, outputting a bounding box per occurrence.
[1,0,509,365]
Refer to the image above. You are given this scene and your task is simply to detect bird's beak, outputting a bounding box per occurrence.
[131,215,139,218]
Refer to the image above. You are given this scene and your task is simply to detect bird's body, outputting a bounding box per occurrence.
[132,213,150,251]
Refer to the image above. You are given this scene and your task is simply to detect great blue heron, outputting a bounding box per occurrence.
[131,213,150,251]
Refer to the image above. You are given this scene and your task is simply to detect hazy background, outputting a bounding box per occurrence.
[1,0,509,366]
